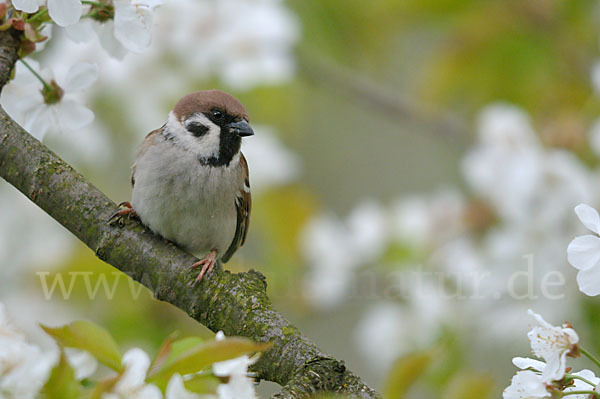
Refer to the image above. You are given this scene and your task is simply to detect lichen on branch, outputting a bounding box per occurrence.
[0,29,379,399]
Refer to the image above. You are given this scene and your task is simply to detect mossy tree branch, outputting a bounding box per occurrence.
[0,29,379,398]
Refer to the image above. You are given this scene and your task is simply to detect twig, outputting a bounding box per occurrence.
[298,49,470,146]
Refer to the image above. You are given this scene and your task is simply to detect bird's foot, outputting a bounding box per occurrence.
[107,201,139,225]
[189,250,217,287]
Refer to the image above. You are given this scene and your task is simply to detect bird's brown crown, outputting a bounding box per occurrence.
[173,90,249,122]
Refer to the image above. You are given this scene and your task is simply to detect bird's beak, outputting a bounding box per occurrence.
[228,120,254,137]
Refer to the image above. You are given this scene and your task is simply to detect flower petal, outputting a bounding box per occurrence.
[217,374,257,399]
[64,19,96,44]
[213,355,253,377]
[567,235,600,271]
[116,348,151,391]
[166,374,202,399]
[575,204,600,234]
[114,1,153,53]
[540,352,565,383]
[55,100,94,131]
[527,309,553,328]
[136,384,162,399]
[11,0,39,13]
[576,266,600,296]
[61,62,98,92]
[512,357,546,371]
[95,20,128,60]
[503,370,550,399]
[64,348,97,380]
[48,0,83,27]
[25,105,54,141]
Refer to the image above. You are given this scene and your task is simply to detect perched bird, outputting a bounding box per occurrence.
[111,90,253,286]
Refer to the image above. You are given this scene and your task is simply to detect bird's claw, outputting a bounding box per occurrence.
[107,201,139,225]
[189,250,217,287]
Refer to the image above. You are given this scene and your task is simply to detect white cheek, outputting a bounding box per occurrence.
[165,111,221,160]
[187,113,221,157]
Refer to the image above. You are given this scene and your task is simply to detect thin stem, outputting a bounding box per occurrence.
[27,8,48,23]
[568,373,599,388]
[581,346,600,370]
[81,0,104,6]
[19,59,52,91]
[562,391,600,398]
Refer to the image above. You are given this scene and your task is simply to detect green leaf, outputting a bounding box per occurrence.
[41,320,122,371]
[44,351,79,399]
[183,373,220,394]
[441,372,494,399]
[148,337,270,390]
[383,351,432,399]
[150,335,204,377]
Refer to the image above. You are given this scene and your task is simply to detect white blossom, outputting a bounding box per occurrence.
[301,200,390,308]
[391,188,465,248]
[158,0,299,90]
[476,103,540,148]
[503,370,550,399]
[48,0,83,27]
[212,332,257,377]
[0,304,23,338]
[166,373,206,399]
[10,0,39,13]
[102,348,162,399]
[0,303,58,399]
[216,375,256,399]
[64,19,129,59]
[463,103,593,230]
[512,357,547,372]
[301,213,359,308]
[567,204,600,296]
[354,279,450,372]
[209,0,300,90]
[12,0,82,26]
[113,0,162,53]
[212,332,257,399]
[64,0,161,56]
[64,348,98,381]
[0,61,97,140]
[527,310,579,383]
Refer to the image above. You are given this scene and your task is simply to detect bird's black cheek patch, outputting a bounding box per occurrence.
[187,122,209,137]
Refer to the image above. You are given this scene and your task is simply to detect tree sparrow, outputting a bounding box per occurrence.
[111,90,254,286]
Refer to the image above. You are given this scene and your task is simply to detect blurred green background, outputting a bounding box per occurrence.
[3,0,600,398]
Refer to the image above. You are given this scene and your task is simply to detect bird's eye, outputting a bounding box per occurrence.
[211,109,224,120]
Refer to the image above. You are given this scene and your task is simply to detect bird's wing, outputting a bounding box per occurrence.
[222,153,251,263]
[131,127,163,187]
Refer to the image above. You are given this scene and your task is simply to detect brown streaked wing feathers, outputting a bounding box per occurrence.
[131,127,163,187]
[222,153,251,263]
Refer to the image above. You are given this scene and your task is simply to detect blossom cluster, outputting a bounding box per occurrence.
[503,310,600,399]
[1,0,299,141]
[0,302,260,399]
[299,103,600,372]
[11,0,161,48]
[0,303,57,399]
